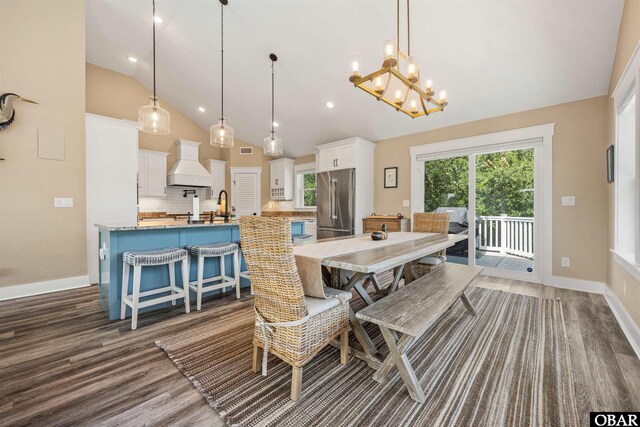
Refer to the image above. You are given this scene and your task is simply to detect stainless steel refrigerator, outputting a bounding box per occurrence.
[316,168,356,239]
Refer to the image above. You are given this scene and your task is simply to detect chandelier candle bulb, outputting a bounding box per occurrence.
[439,90,447,103]
[374,77,384,94]
[410,99,418,113]
[394,89,403,105]
[349,53,362,82]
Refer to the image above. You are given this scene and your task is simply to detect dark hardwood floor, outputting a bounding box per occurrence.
[0,276,638,426]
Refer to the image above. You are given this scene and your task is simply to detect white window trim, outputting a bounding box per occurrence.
[293,162,317,210]
[409,123,554,284]
[612,40,640,276]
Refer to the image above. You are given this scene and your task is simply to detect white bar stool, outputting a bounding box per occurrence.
[186,242,240,310]
[121,247,190,330]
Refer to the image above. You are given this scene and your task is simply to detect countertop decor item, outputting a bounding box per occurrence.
[371,224,388,240]
[210,0,234,148]
[263,54,283,156]
[0,93,38,132]
[138,0,170,135]
[348,0,448,119]
[384,166,398,188]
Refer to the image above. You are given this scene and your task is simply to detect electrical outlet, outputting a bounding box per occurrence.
[561,196,575,206]
[403,200,410,208]
[54,198,74,208]
[561,257,570,267]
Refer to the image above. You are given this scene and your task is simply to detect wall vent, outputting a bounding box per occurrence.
[240,147,253,155]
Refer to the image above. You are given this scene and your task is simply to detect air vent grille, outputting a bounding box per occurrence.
[240,147,253,155]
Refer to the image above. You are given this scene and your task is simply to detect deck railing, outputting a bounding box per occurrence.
[477,215,534,258]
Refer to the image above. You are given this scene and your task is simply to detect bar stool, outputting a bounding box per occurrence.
[186,242,240,310]
[121,247,190,330]
[236,240,252,294]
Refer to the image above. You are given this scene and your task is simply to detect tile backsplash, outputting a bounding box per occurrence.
[139,186,219,214]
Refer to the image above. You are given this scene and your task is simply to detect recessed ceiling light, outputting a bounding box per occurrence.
[127,56,138,63]
[272,121,279,128]
[198,106,206,113]
[153,15,163,24]
[326,101,335,109]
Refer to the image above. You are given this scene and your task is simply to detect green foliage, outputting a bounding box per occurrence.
[424,149,534,217]
[303,172,316,207]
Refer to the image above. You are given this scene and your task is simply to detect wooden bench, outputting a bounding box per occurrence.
[356,263,482,403]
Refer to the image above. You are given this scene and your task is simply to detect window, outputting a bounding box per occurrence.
[294,162,316,208]
[612,42,640,275]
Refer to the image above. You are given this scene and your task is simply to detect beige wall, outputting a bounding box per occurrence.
[295,154,316,165]
[607,0,640,327]
[0,0,86,288]
[86,63,221,167]
[86,63,272,212]
[373,96,610,283]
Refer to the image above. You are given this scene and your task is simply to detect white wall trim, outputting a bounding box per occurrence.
[612,39,640,103]
[229,166,262,175]
[604,285,640,359]
[0,275,90,301]
[85,112,137,129]
[611,249,640,282]
[545,275,605,294]
[409,123,555,157]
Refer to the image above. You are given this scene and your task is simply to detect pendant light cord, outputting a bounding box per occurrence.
[152,0,157,106]
[271,59,275,135]
[220,1,224,120]
[407,0,410,56]
[396,0,399,62]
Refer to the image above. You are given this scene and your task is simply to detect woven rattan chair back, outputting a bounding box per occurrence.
[413,212,450,234]
[239,216,306,323]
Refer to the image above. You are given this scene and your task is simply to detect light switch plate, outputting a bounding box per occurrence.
[402,200,410,207]
[54,197,74,208]
[561,257,570,267]
[561,196,575,206]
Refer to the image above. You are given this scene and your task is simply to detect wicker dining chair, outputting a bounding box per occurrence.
[239,216,351,401]
[413,212,450,276]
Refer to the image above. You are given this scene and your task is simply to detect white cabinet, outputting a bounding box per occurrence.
[269,158,295,200]
[315,137,375,234]
[138,149,169,197]
[317,144,354,171]
[206,159,226,201]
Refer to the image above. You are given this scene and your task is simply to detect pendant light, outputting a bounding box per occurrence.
[263,53,283,157]
[138,0,170,135]
[210,0,234,148]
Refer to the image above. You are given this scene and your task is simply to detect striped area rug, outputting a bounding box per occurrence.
[156,288,578,426]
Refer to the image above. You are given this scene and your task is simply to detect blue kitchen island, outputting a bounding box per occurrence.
[96,220,305,320]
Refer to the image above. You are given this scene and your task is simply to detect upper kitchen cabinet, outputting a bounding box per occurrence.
[316,137,373,173]
[138,149,169,197]
[269,158,295,200]
[206,159,226,201]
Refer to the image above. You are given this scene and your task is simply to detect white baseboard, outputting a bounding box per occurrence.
[545,275,605,294]
[604,286,640,359]
[0,275,90,301]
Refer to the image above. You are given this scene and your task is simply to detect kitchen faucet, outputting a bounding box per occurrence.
[217,190,229,220]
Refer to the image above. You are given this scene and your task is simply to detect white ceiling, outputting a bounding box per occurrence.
[86,0,623,158]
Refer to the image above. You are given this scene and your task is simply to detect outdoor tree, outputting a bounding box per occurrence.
[424,149,534,218]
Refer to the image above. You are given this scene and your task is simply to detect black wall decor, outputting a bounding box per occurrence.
[606,144,614,184]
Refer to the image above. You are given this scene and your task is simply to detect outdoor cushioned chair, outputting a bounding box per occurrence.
[239,216,351,401]
[413,212,450,276]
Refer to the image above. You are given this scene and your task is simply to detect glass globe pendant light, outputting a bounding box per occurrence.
[263,53,283,157]
[210,0,234,148]
[138,0,170,135]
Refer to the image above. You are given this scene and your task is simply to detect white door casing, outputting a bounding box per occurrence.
[231,167,262,217]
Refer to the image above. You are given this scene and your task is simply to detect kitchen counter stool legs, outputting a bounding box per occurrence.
[120,248,190,330]
[186,242,241,310]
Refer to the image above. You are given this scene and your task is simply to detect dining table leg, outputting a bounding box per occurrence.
[348,307,377,356]
[388,264,405,293]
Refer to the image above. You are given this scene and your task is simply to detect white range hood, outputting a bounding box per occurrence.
[167,139,212,187]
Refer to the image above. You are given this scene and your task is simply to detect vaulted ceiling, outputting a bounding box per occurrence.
[86,0,623,157]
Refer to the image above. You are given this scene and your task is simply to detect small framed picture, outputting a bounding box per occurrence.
[606,144,614,183]
[384,167,398,189]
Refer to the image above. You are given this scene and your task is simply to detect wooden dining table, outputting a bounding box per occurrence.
[293,231,467,368]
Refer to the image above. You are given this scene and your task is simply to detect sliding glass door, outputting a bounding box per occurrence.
[418,143,541,282]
